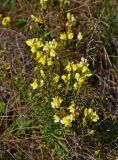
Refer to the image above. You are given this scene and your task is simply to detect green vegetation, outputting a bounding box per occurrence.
[0,0,117,160]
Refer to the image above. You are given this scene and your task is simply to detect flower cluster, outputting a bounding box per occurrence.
[61,57,92,90]
[0,15,11,28]
[26,38,58,90]
[49,58,92,127]
[66,12,76,31]
[53,101,76,127]
[84,108,99,123]
[30,15,43,24]
[26,38,58,66]
[60,32,74,40]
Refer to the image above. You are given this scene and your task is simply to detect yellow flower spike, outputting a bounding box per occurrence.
[65,62,72,72]
[2,16,11,27]
[60,33,67,40]
[40,79,44,87]
[47,58,53,66]
[50,49,56,57]
[30,80,38,89]
[77,32,83,41]
[67,32,74,40]
[60,116,72,127]
[39,55,46,65]
[51,97,63,109]
[53,115,60,123]
[31,15,43,24]
[53,74,60,83]
[68,102,75,113]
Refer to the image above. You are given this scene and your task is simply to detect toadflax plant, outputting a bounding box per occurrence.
[26,35,99,127]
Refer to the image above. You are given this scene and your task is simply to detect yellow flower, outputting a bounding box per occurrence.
[60,33,67,40]
[78,78,85,87]
[68,102,75,113]
[67,114,75,121]
[77,32,83,41]
[82,66,88,73]
[75,73,80,81]
[65,62,72,72]
[73,82,78,90]
[88,129,95,135]
[47,58,53,66]
[53,115,60,123]
[74,78,84,89]
[49,39,58,49]
[26,39,34,47]
[39,55,46,65]
[50,49,56,57]
[43,44,50,51]
[35,51,42,60]
[60,116,72,127]
[61,75,67,83]
[51,97,63,109]
[2,16,11,27]
[53,74,60,83]
[81,57,87,63]
[84,108,99,122]
[72,63,78,71]
[90,112,99,122]
[87,108,93,115]
[35,40,44,48]
[40,79,44,87]
[67,32,74,40]
[31,46,37,53]
[31,15,43,24]
[40,70,45,78]
[30,80,38,89]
